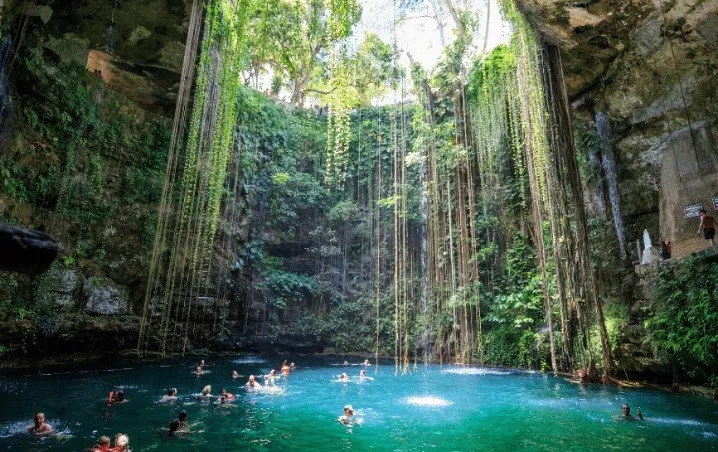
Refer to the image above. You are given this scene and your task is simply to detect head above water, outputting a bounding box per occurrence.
[622,404,630,416]
[115,433,129,447]
[34,412,45,425]
[179,410,188,422]
[169,419,180,432]
[167,388,177,396]
[115,390,125,401]
[97,435,111,446]
[199,359,205,367]
[202,385,211,395]
[343,405,354,416]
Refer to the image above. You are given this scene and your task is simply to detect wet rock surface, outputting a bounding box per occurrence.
[84,278,130,315]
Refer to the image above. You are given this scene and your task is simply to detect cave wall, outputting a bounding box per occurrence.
[518,0,718,254]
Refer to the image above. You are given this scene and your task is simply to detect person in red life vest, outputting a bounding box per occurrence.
[697,209,715,247]
[107,390,127,406]
[91,435,111,452]
[219,388,236,401]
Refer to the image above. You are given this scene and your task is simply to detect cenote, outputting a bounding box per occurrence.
[1,356,717,451]
[2,0,718,450]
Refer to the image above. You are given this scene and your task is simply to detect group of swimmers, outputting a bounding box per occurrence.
[23,356,644,447]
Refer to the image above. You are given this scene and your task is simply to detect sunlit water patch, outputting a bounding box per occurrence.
[231,356,268,364]
[405,396,452,407]
[441,367,512,376]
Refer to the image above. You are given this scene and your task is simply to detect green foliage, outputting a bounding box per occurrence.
[259,260,320,310]
[645,257,718,386]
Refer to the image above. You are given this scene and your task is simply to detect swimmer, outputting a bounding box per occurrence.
[194,366,204,376]
[232,370,241,379]
[264,369,279,386]
[339,372,349,381]
[159,388,178,403]
[199,385,212,400]
[290,362,296,370]
[27,412,54,435]
[359,369,373,381]
[343,360,349,365]
[246,375,262,389]
[219,388,236,401]
[178,410,191,432]
[111,433,129,452]
[280,360,291,375]
[91,435,111,452]
[621,404,643,420]
[108,390,127,405]
[215,395,229,405]
[198,359,205,368]
[363,359,371,367]
[165,419,181,437]
[338,405,354,425]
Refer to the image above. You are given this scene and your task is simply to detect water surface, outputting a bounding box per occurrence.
[0,356,716,451]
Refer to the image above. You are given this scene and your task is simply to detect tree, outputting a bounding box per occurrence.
[245,0,361,104]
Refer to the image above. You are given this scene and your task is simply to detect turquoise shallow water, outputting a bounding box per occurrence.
[0,355,716,451]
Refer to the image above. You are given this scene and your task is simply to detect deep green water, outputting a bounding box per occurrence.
[0,356,716,451]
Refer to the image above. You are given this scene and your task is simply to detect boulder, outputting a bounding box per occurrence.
[36,267,79,311]
[0,222,60,276]
[84,278,129,315]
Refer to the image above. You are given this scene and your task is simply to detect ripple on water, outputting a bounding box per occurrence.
[0,419,71,438]
[231,357,268,364]
[405,396,452,407]
[649,417,712,428]
[441,367,512,376]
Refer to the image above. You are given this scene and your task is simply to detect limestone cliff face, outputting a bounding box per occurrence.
[517,0,718,256]
[8,0,191,114]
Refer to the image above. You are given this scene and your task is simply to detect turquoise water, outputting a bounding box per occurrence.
[1,356,716,451]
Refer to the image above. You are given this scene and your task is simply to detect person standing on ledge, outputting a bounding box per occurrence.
[697,209,715,248]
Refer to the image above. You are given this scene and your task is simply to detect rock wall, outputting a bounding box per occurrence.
[518,0,718,254]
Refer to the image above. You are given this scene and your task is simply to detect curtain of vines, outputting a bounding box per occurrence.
[459,0,612,375]
[139,0,249,357]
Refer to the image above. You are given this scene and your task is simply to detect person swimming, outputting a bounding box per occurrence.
[194,366,204,376]
[178,410,190,432]
[338,405,354,425]
[159,388,178,403]
[108,390,127,405]
[198,385,212,400]
[280,361,291,375]
[339,372,349,381]
[232,370,241,379]
[165,419,180,437]
[27,412,53,435]
[363,359,371,367]
[198,359,205,368]
[621,404,643,420]
[219,388,236,401]
[263,369,280,386]
[90,435,111,452]
[111,433,129,451]
[246,375,262,389]
[290,362,296,370]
